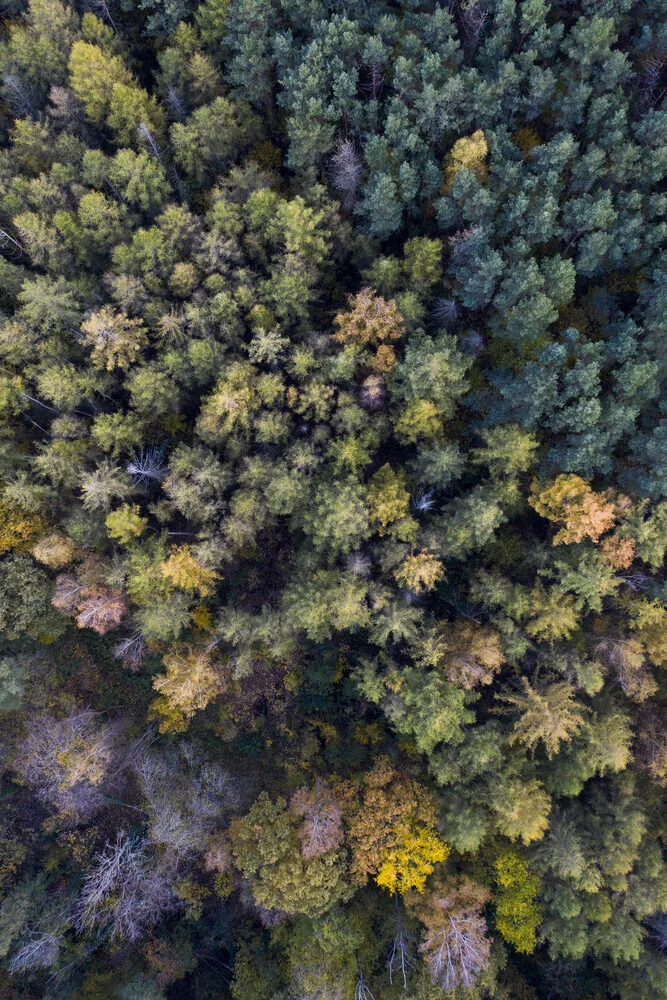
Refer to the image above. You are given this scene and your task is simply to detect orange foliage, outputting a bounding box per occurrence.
[529,474,617,545]
[346,757,438,886]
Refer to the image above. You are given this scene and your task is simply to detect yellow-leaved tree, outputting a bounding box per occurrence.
[376,824,450,895]
[160,545,220,596]
[493,848,541,953]
[529,474,617,545]
[151,646,222,732]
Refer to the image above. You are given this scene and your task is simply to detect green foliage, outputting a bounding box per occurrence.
[0,3,665,998]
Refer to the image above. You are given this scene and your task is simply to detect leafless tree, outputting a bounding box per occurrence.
[113,632,147,671]
[289,780,344,859]
[597,636,657,702]
[14,709,121,823]
[84,0,118,32]
[646,913,667,952]
[75,585,128,634]
[135,744,238,861]
[47,86,86,135]
[354,964,376,1000]
[410,878,491,992]
[432,297,460,327]
[126,446,167,485]
[2,73,36,118]
[166,86,187,121]
[75,831,177,942]
[52,574,82,614]
[330,139,363,209]
[458,0,488,51]
[138,122,165,164]
[8,929,62,974]
[387,893,417,988]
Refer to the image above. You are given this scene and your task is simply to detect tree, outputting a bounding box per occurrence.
[75,832,177,942]
[289,782,345,860]
[367,464,414,539]
[0,499,46,555]
[68,41,133,123]
[31,532,77,568]
[14,708,119,822]
[472,425,540,479]
[228,793,351,917]
[160,545,220,597]
[333,288,404,348]
[493,849,541,954]
[80,307,148,371]
[151,646,222,732]
[406,877,492,992]
[106,504,148,545]
[0,655,26,712]
[529,475,617,545]
[394,551,444,593]
[346,758,439,888]
[420,620,505,690]
[491,777,551,844]
[496,677,587,759]
[301,480,370,558]
[171,97,260,185]
[0,554,65,640]
[444,130,488,189]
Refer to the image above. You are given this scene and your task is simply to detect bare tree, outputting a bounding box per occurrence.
[330,139,363,209]
[597,637,657,702]
[75,585,128,634]
[458,0,488,51]
[354,964,376,1000]
[289,780,344,859]
[8,929,62,974]
[135,744,238,861]
[113,632,147,671]
[407,877,491,992]
[387,893,417,988]
[2,73,36,118]
[14,709,121,823]
[432,297,460,327]
[47,86,86,135]
[75,831,177,942]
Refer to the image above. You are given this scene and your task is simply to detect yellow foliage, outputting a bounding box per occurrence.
[32,532,77,569]
[191,604,213,629]
[529,474,617,545]
[376,824,450,895]
[149,695,188,734]
[512,128,541,154]
[395,551,445,593]
[333,288,404,347]
[367,464,410,535]
[394,399,443,444]
[152,645,222,730]
[0,499,47,554]
[494,849,541,954]
[444,130,489,189]
[105,503,147,545]
[160,544,221,596]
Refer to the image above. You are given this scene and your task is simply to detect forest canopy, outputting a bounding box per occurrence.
[0,0,665,998]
